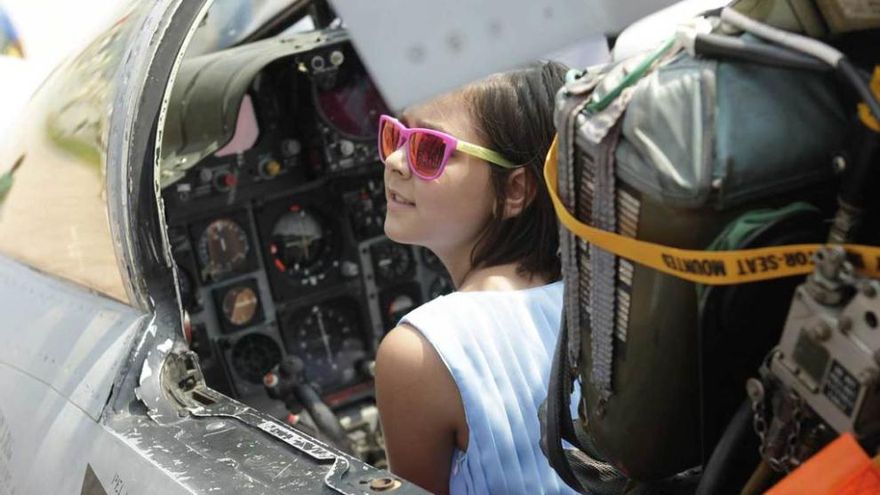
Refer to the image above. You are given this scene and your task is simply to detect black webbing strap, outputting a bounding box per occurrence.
[543,308,588,492]
[542,313,629,495]
[542,72,628,495]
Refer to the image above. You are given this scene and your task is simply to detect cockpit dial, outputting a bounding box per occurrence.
[343,178,386,241]
[281,301,366,392]
[268,206,336,283]
[197,218,250,280]
[385,293,418,326]
[371,241,414,285]
[231,334,282,384]
[222,286,260,327]
[214,280,264,333]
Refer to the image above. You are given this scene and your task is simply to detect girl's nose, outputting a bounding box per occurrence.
[384,147,411,179]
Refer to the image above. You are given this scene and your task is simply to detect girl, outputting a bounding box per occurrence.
[375,62,575,495]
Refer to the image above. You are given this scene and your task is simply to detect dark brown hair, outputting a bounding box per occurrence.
[464,61,567,282]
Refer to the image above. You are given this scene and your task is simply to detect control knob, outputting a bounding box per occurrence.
[259,157,283,179]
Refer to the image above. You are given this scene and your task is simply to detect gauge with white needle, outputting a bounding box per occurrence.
[197,218,250,279]
[284,301,367,391]
[314,307,337,370]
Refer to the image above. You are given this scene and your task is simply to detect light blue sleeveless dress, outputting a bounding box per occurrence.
[401,281,580,495]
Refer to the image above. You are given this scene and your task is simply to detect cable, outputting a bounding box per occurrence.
[720,6,880,123]
[693,33,830,72]
[695,401,761,495]
[585,37,677,114]
[720,7,844,67]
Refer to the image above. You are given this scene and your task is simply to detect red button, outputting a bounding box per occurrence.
[223,173,238,187]
[263,372,278,387]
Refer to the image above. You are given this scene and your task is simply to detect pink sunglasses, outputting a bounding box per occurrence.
[377,114,516,180]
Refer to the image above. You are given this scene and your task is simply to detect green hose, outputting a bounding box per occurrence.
[585,37,677,114]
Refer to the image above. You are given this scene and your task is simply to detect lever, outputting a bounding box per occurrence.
[264,355,353,454]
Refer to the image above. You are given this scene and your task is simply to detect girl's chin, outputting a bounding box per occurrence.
[384,219,432,248]
[383,219,415,245]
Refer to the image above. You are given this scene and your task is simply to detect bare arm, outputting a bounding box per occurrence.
[375,324,467,495]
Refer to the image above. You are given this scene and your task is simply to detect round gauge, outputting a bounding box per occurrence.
[429,276,454,300]
[231,334,282,384]
[222,286,259,327]
[345,179,386,240]
[197,219,250,279]
[283,302,365,390]
[386,293,419,325]
[269,207,335,281]
[350,208,384,240]
[420,247,446,274]
[371,241,414,284]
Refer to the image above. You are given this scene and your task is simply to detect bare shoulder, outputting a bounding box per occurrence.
[375,323,455,401]
[374,324,466,494]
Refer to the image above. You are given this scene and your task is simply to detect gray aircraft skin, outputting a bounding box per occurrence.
[0,0,673,493]
[0,0,429,493]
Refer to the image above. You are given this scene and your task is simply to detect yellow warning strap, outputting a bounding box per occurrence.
[544,137,880,285]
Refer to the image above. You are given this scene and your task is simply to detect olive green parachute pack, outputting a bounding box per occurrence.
[540,35,853,493]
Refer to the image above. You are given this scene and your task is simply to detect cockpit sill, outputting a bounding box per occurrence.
[128,310,410,493]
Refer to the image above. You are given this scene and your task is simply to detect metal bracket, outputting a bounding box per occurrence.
[134,337,402,494]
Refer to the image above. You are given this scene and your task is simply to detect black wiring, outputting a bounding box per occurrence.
[694,33,831,72]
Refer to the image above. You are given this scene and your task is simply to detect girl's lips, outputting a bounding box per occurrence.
[387,189,415,207]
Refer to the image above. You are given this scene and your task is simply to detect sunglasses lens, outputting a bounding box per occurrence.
[410,132,446,177]
[379,119,401,161]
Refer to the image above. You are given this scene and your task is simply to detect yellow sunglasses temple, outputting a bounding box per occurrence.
[456,141,518,169]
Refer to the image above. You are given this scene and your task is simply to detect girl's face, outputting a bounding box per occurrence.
[382,92,496,258]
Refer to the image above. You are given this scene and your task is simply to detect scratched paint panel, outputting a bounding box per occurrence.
[0,255,144,421]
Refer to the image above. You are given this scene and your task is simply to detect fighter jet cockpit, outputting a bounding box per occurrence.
[5,0,880,493]
[157,3,454,463]
[155,0,880,486]
[0,1,616,492]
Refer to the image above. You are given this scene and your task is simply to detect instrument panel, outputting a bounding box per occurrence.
[163,37,451,409]
[280,298,367,392]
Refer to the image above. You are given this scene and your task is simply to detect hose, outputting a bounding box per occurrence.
[585,37,677,114]
[720,7,843,66]
[693,33,830,72]
[696,401,762,495]
[720,7,880,122]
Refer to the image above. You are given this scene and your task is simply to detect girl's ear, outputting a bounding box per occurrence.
[502,168,536,219]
